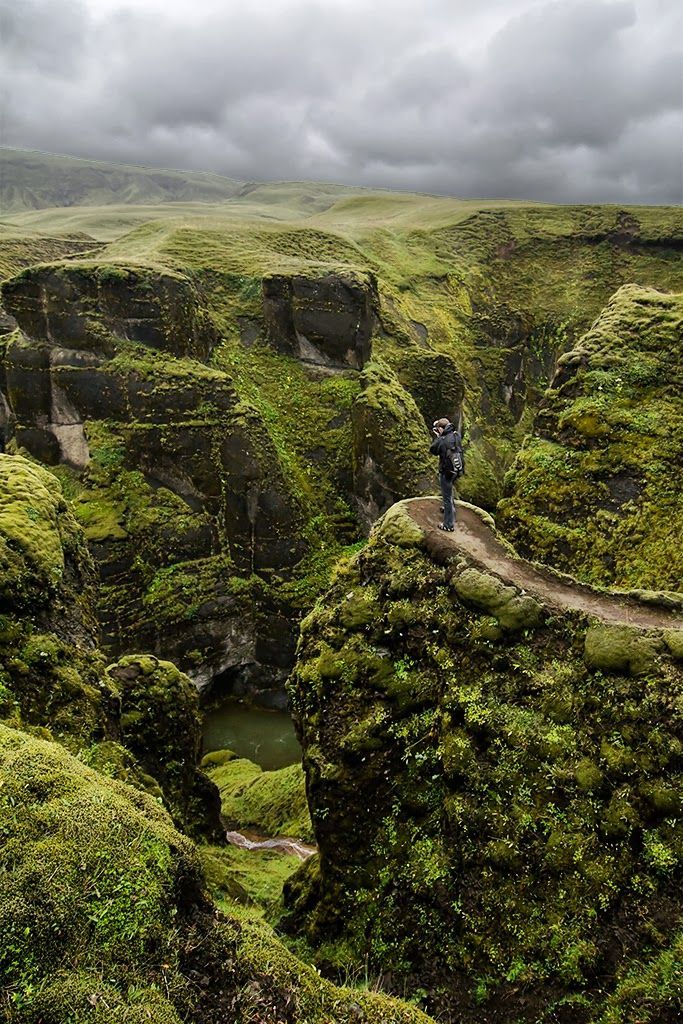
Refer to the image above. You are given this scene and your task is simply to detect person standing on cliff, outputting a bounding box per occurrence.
[430,417,463,531]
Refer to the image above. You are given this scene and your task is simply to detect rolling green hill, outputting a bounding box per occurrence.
[0,147,544,239]
[0,147,245,214]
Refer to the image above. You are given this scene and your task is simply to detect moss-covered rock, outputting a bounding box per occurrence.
[450,565,543,631]
[0,722,200,1022]
[0,723,434,1024]
[498,285,683,592]
[0,454,114,744]
[372,501,426,549]
[286,523,683,1023]
[0,454,96,626]
[391,348,466,429]
[584,623,663,675]
[106,654,222,839]
[352,361,435,526]
[263,270,378,368]
[663,629,683,661]
[0,456,220,838]
[2,262,219,360]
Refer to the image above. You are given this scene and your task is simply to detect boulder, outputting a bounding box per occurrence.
[584,623,662,675]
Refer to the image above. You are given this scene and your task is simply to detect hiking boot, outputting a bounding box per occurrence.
[438,524,455,532]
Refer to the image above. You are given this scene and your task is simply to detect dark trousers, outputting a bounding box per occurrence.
[439,472,456,528]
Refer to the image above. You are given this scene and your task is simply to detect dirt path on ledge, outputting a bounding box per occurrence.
[407,498,683,630]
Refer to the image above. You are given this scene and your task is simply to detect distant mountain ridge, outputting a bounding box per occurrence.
[0,147,246,213]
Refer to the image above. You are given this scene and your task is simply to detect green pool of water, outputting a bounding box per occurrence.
[202,699,301,771]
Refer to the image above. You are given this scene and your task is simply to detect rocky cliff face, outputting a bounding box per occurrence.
[263,271,378,369]
[1,263,219,465]
[286,500,683,1022]
[0,454,434,1024]
[498,285,683,592]
[0,257,440,697]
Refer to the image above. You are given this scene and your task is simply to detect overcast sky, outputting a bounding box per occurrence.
[1,0,681,203]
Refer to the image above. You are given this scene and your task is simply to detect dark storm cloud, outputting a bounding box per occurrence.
[1,0,681,203]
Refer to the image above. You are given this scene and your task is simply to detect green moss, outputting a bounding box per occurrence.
[574,758,604,792]
[451,566,542,631]
[0,455,85,609]
[0,723,197,1019]
[372,501,426,549]
[663,629,683,660]
[597,928,683,1023]
[0,722,432,1023]
[584,624,662,676]
[338,588,381,629]
[200,843,302,911]
[106,655,219,840]
[200,747,239,768]
[72,490,128,541]
[208,757,313,841]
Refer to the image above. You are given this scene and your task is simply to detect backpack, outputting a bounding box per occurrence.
[445,437,465,478]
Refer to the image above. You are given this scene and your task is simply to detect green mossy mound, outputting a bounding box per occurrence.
[584,623,663,675]
[0,724,434,1024]
[372,501,426,549]
[0,723,199,1022]
[0,454,95,625]
[0,454,113,745]
[0,455,219,838]
[451,565,543,631]
[499,285,683,592]
[207,754,313,842]
[287,516,683,1022]
[106,655,222,840]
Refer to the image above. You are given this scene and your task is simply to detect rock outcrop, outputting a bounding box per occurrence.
[3,263,219,359]
[263,271,378,369]
[286,499,683,1022]
[352,361,436,527]
[0,454,221,840]
[498,285,683,592]
[0,264,311,695]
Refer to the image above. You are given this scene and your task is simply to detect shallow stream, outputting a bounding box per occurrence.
[202,698,301,771]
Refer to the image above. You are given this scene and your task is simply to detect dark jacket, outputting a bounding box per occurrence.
[430,423,462,476]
